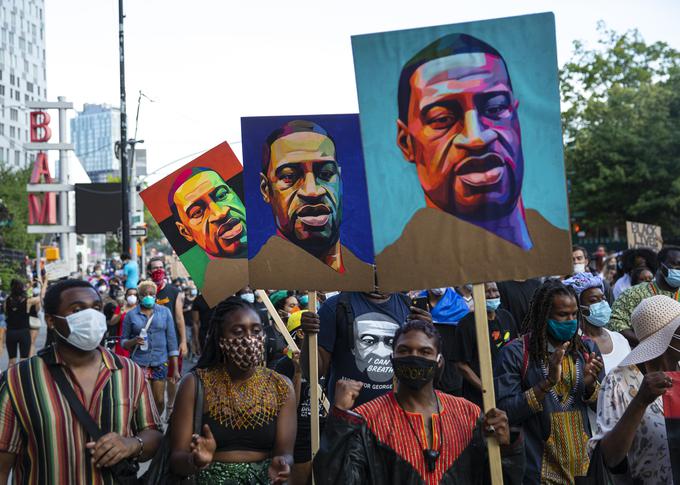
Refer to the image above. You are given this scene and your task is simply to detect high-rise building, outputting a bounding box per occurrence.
[0,0,48,168]
[70,103,120,182]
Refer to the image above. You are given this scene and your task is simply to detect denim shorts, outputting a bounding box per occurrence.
[0,314,6,329]
[142,362,168,381]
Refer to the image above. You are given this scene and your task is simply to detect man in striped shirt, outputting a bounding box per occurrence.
[0,279,162,484]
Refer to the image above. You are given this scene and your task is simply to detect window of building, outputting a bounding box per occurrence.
[0,85,4,95]
[26,81,32,92]
[14,90,19,101]
[0,123,4,135]
[14,150,20,166]
[9,126,15,138]
[10,108,17,121]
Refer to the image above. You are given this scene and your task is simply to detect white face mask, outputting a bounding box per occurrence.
[32,287,40,296]
[573,263,586,274]
[54,308,107,351]
[430,287,447,296]
[126,295,138,305]
[240,293,255,304]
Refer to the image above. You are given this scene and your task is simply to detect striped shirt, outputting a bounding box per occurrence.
[0,345,161,485]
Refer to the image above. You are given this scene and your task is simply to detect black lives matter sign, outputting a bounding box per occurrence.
[626,221,663,252]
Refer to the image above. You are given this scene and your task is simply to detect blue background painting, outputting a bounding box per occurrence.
[241,114,375,264]
[351,12,569,255]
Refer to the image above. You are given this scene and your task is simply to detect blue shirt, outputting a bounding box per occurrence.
[418,288,469,325]
[122,304,179,367]
[124,261,139,289]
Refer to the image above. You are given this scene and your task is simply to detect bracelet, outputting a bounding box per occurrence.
[132,436,144,459]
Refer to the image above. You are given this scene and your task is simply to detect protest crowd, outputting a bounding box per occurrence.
[0,243,676,484]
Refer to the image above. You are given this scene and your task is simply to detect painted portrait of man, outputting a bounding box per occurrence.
[260,120,345,272]
[396,33,532,250]
[352,313,400,383]
[169,167,248,258]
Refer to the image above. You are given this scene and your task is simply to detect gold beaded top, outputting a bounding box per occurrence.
[197,366,289,430]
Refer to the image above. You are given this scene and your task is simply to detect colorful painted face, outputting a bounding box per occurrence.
[261,131,343,253]
[398,52,523,222]
[173,170,247,258]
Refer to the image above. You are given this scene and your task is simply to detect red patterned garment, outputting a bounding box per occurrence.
[314,390,496,485]
[356,391,479,485]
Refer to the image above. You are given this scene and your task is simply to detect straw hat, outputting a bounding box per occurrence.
[619,295,680,367]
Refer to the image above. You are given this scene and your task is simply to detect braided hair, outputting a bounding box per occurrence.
[521,279,588,366]
[196,296,258,369]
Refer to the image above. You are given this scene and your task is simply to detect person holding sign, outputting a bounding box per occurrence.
[313,319,512,484]
[300,291,429,407]
[591,295,680,484]
[610,246,680,346]
[495,280,604,485]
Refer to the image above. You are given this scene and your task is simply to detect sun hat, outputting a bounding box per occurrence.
[618,295,680,367]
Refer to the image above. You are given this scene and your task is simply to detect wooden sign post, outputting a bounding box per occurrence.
[472,283,504,485]
[255,290,329,413]
[308,292,321,459]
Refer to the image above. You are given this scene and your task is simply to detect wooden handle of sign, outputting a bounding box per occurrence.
[472,283,504,485]
[255,290,330,412]
[308,291,321,461]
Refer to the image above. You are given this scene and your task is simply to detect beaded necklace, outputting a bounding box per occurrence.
[197,366,288,430]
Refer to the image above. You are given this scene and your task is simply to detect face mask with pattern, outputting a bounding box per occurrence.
[220,335,264,370]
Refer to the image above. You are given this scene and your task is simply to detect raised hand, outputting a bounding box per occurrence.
[548,342,570,385]
[334,379,363,411]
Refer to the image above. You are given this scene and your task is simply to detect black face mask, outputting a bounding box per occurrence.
[391,355,438,391]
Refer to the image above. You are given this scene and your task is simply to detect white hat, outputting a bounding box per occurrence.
[619,295,680,367]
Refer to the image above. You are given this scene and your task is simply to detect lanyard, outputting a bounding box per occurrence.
[649,281,680,301]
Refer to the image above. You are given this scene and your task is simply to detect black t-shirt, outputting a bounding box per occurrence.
[496,279,541,328]
[434,323,463,396]
[191,295,213,350]
[452,308,518,406]
[318,292,410,406]
[157,284,181,329]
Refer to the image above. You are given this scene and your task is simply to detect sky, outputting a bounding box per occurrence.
[44,0,680,182]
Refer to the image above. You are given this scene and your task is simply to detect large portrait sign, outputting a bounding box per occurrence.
[241,114,375,291]
[140,142,248,305]
[351,12,572,291]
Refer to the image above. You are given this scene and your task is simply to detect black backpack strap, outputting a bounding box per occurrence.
[336,292,355,351]
[193,371,204,435]
[45,362,104,441]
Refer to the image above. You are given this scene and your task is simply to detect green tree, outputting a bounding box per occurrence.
[0,164,42,290]
[561,23,680,239]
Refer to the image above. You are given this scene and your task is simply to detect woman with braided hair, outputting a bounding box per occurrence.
[170,296,297,484]
[496,279,605,485]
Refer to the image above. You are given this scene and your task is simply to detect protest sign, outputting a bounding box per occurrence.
[140,142,248,306]
[44,260,70,280]
[627,221,663,252]
[351,12,571,292]
[352,13,571,482]
[241,114,375,291]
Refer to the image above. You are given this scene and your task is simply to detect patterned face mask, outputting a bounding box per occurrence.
[220,335,264,370]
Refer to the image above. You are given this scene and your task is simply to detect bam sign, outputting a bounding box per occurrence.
[24,98,76,270]
[27,111,56,224]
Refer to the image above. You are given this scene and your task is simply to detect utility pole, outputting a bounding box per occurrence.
[118,0,130,256]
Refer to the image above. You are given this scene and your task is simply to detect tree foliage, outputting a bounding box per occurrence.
[561,23,680,239]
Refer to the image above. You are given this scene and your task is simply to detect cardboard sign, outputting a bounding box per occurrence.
[241,114,375,291]
[44,260,70,280]
[351,12,572,291]
[626,221,663,252]
[140,143,248,306]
